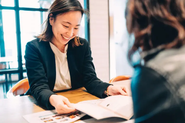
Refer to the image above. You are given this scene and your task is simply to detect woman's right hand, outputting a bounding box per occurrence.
[49,95,76,114]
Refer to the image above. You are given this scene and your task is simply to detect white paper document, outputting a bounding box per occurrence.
[74,95,133,120]
[23,110,86,123]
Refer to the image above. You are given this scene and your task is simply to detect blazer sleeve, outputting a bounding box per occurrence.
[25,41,55,109]
[131,66,184,123]
[81,40,111,98]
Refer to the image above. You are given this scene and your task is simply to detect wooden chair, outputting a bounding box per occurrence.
[6,78,29,98]
[109,75,131,83]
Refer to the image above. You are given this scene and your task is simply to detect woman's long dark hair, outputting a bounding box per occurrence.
[37,0,85,47]
[126,0,185,62]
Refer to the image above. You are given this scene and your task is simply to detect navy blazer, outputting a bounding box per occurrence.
[25,38,110,109]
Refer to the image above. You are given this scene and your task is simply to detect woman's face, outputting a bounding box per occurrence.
[50,11,82,46]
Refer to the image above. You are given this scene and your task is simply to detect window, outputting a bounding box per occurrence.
[0,0,88,83]
[109,0,133,78]
[1,0,15,7]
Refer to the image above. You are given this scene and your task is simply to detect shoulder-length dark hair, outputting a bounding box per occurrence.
[126,0,185,61]
[37,0,85,47]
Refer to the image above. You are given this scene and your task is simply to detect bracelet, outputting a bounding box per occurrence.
[105,85,113,96]
[104,90,109,96]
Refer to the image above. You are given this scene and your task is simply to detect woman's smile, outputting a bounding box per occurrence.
[61,34,72,41]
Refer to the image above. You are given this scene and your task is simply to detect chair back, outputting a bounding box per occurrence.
[6,78,29,98]
[109,75,131,83]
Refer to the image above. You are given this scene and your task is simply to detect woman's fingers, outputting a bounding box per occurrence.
[56,104,76,114]
[119,87,128,96]
[50,95,76,114]
[108,85,129,96]
[63,97,75,109]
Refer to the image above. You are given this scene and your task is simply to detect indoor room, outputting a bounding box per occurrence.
[1,0,183,123]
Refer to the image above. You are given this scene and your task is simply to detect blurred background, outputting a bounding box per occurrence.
[0,0,133,98]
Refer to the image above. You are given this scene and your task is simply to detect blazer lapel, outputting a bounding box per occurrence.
[40,41,56,90]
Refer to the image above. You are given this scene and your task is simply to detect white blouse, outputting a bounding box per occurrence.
[49,42,72,91]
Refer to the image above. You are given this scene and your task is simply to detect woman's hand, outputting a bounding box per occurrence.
[106,85,129,96]
[49,95,76,114]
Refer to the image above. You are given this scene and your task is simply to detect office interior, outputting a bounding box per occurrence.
[0,0,133,99]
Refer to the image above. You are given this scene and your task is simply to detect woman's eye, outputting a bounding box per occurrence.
[74,28,79,30]
[63,25,69,28]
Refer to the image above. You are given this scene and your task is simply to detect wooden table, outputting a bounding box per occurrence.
[0,80,134,123]
[0,88,98,123]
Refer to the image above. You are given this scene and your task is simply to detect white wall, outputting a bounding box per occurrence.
[89,0,109,82]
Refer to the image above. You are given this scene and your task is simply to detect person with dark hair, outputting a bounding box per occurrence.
[25,0,128,114]
[126,0,185,122]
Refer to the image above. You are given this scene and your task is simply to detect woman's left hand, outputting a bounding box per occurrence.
[106,85,129,96]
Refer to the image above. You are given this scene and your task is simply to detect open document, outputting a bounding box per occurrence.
[74,95,133,120]
[23,110,86,123]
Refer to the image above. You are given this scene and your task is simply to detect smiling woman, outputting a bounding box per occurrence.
[49,11,82,52]
[24,0,129,115]
[36,0,84,48]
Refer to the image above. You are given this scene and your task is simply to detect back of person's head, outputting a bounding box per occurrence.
[37,0,84,46]
[126,0,185,59]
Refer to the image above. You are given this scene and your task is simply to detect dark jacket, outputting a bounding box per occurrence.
[131,45,185,123]
[25,38,110,109]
